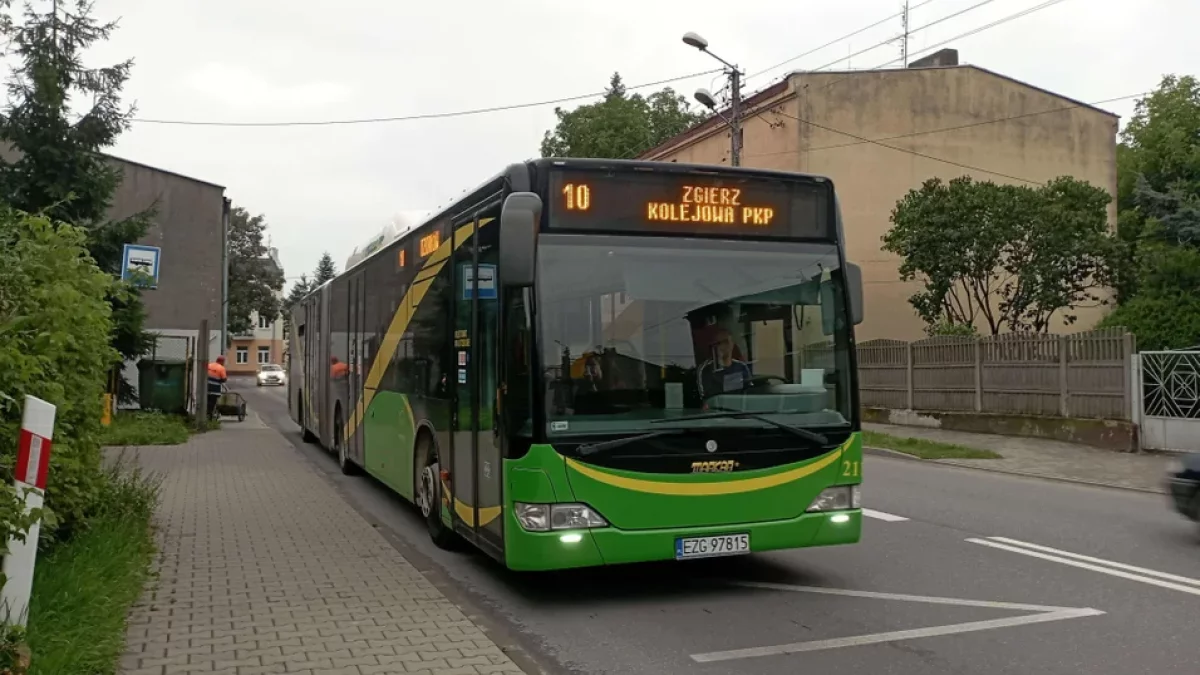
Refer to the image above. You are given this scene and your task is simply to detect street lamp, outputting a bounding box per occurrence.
[682,31,743,166]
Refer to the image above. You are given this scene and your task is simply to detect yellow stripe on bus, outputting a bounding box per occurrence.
[564,441,847,496]
[344,217,494,444]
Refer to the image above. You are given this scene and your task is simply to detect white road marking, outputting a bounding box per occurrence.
[862,508,908,522]
[690,582,1102,663]
[728,581,1091,612]
[986,537,1200,587]
[968,537,1200,597]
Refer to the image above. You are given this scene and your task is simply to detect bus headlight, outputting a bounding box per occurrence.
[806,485,861,512]
[514,503,608,532]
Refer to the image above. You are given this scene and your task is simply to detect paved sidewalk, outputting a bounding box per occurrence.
[119,415,526,675]
[865,423,1172,493]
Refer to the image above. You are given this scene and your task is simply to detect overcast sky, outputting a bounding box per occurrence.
[85,0,1197,289]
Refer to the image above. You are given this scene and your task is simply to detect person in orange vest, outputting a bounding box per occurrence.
[330,356,349,380]
[207,355,228,418]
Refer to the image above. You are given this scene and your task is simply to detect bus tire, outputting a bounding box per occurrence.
[334,407,358,475]
[416,435,459,550]
[299,393,317,443]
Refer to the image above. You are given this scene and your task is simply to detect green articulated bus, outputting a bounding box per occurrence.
[287,158,865,571]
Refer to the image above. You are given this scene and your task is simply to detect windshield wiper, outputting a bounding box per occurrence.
[651,408,829,445]
[574,429,688,457]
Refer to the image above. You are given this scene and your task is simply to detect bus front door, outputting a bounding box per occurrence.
[452,211,504,555]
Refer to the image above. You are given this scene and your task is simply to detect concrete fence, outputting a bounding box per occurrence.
[857,328,1136,421]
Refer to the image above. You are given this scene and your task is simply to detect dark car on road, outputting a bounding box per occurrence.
[1167,453,1200,523]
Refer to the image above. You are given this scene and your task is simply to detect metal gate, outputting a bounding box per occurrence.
[1135,350,1200,452]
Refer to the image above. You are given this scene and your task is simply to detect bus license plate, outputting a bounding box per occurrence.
[675,533,750,560]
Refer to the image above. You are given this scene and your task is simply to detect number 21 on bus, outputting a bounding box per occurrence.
[562,183,591,211]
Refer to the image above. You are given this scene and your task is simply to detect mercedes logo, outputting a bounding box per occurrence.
[705,439,718,453]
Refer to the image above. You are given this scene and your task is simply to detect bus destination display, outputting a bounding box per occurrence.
[548,168,831,239]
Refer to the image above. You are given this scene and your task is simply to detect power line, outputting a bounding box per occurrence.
[871,0,1070,71]
[773,108,1041,184]
[805,0,999,74]
[648,0,1096,170]
[812,0,1074,94]
[746,0,939,82]
[130,68,721,127]
[127,1,1069,131]
[740,91,1144,161]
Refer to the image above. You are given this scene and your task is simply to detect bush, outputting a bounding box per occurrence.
[1098,291,1200,351]
[0,209,119,543]
[1098,242,1200,350]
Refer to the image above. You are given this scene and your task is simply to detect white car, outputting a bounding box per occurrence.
[257,364,287,387]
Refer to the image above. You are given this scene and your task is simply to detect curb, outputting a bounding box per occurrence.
[864,446,1168,496]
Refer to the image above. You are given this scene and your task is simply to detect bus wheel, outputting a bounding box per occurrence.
[299,392,316,443]
[416,438,458,550]
[334,409,357,476]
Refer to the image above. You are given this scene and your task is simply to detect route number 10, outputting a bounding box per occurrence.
[562,183,591,211]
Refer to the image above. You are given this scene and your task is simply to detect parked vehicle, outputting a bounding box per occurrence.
[1167,453,1200,522]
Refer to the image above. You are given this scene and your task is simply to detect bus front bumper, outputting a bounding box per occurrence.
[504,509,861,572]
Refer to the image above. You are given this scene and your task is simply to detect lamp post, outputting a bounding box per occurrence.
[682,32,744,167]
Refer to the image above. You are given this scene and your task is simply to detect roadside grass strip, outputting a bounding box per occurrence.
[864,431,1002,460]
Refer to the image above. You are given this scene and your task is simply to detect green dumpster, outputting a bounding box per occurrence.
[137,359,189,414]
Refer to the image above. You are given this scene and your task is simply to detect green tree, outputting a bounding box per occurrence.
[0,208,118,542]
[227,206,285,337]
[1100,75,1200,348]
[313,252,337,286]
[284,274,311,310]
[883,175,1114,335]
[0,1,154,400]
[540,73,704,159]
[1000,176,1115,332]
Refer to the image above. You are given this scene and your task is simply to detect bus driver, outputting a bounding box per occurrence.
[696,327,752,398]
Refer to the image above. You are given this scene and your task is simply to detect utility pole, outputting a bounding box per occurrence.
[221,197,230,357]
[900,0,911,67]
[729,67,743,167]
[682,32,745,167]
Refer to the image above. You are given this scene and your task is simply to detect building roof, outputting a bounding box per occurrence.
[786,64,1120,118]
[638,62,1121,160]
[105,151,226,190]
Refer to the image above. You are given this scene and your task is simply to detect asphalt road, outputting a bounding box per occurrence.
[237,381,1200,675]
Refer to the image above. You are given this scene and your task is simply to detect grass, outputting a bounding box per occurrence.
[863,430,1003,460]
[25,457,161,674]
[100,411,190,446]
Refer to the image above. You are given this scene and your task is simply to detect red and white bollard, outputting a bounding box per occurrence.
[1,396,56,627]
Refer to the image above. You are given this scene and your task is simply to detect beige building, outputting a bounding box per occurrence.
[639,49,1118,341]
[226,247,287,376]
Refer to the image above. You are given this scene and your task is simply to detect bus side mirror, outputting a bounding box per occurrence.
[845,262,864,326]
[820,262,865,335]
[499,191,541,288]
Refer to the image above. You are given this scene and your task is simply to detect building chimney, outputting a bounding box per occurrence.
[909,48,959,68]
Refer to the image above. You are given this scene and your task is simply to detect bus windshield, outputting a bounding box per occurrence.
[537,234,854,439]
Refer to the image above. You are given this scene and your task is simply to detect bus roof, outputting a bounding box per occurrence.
[297,158,842,301]
[532,157,835,186]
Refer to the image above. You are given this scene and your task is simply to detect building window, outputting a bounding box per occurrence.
[236,347,249,364]
[258,346,271,364]
[258,314,272,329]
